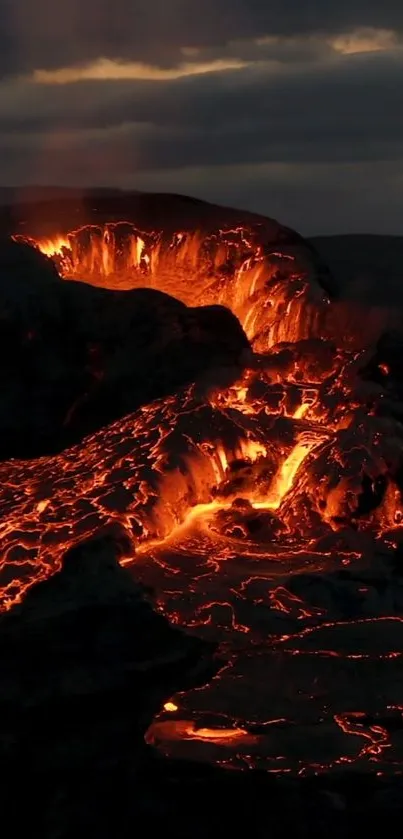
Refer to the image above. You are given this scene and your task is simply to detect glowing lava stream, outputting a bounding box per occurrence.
[146,721,254,746]
[137,431,322,553]
[255,433,318,511]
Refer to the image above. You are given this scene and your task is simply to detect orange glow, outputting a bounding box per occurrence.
[262,433,321,511]
[147,720,255,745]
[163,701,179,712]
[37,234,71,258]
[184,725,248,741]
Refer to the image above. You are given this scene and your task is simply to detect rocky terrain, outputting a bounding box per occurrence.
[1,192,403,833]
[1,530,402,837]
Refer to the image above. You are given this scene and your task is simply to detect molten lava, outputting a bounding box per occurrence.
[14,222,327,351]
[5,217,403,775]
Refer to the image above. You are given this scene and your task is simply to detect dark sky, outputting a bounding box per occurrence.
[1,0,402,234]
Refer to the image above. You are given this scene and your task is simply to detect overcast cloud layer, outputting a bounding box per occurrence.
[1,0,402,233]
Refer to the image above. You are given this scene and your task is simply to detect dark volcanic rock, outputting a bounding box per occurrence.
[360,330,403,392]
[0,235,59,289]
[1,530,403,836]
[359,330,403,430]
[0,237,250,457]
[0,529,219,773]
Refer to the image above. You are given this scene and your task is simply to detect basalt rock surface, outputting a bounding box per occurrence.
[360,330,403,396]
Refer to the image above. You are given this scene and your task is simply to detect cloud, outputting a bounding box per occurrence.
[32,57,247,84]
[31,28,401,86]
[1,0,403,77]
[1,51,402,152]
[0,0,402,233]
[329,27,399,53]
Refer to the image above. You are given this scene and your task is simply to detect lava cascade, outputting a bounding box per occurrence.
[14,223,329,351]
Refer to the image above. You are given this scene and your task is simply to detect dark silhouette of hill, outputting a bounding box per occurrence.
[310,234,403,305]
[0,188,315,243]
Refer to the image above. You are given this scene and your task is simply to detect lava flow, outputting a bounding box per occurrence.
[5,217,403,774]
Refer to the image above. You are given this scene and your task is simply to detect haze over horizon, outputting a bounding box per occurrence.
[1,1,403,235]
